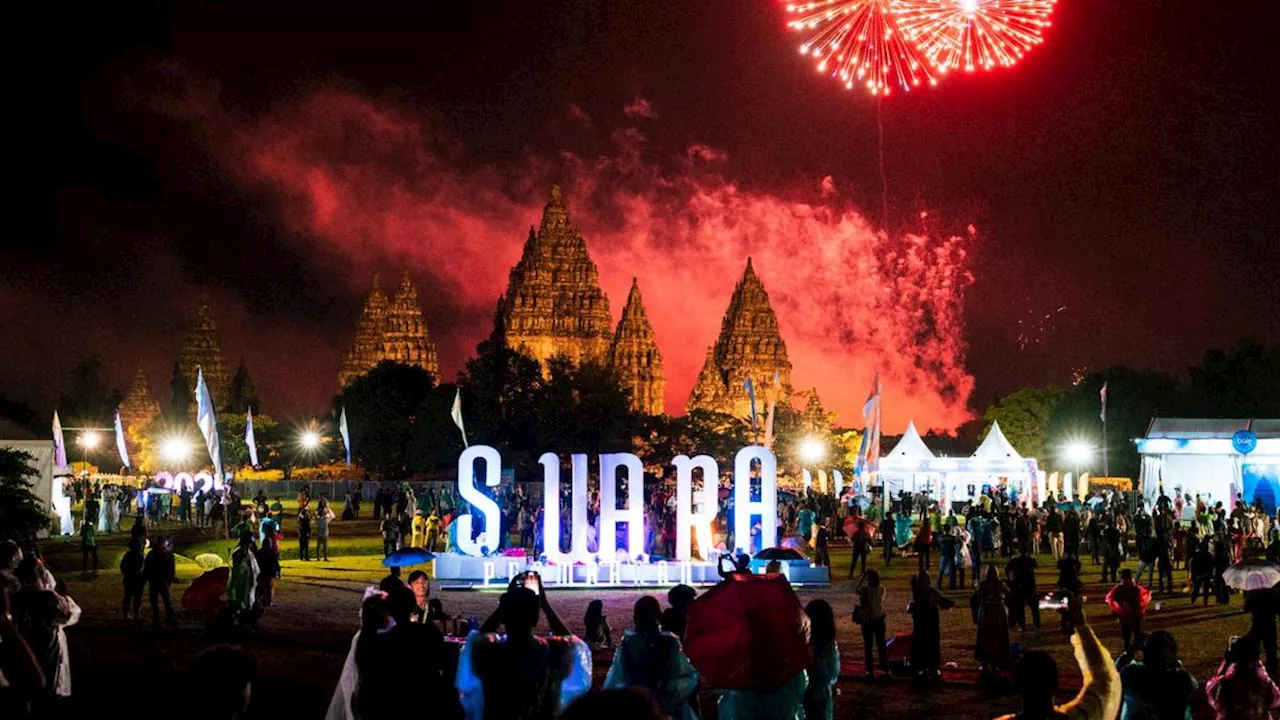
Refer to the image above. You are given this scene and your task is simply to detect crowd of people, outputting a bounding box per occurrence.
[5,473,1280,720]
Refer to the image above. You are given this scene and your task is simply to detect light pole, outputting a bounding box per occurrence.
[76,430,102,476]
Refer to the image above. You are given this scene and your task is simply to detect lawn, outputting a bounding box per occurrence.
[36,504,1256,719]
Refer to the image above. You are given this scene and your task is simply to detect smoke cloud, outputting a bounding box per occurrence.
[213,88,973,431]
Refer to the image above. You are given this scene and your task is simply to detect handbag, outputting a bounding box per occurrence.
[852,604,869,625]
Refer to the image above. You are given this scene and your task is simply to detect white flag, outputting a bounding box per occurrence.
[339,407,352,467]
[195,367,223,484]
[451,389,468,448]
[1099,381,1108,423]
[52,411,68,467]
[245,409,259,467]
[114,409,130,469]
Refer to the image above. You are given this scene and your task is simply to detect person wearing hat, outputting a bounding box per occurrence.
[1114,631,1197,720]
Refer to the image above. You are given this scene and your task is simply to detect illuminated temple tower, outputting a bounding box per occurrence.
[801,389,830,433]
[179,301,230,409]
[495,186,667,415]
[609,278,666,416]
[686,258,793,419]
[119,367,161,432]
[339,271,440,388]
[498,185,615,367]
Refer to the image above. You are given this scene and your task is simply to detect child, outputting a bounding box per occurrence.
[583,599,613,649]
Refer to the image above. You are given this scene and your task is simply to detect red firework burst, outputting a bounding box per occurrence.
[895,0,1057,73]
[786,0,937,96]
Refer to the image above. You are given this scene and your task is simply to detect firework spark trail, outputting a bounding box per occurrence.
[788,0,937,96]
[224,90,975,430]
[895,0,1056,73]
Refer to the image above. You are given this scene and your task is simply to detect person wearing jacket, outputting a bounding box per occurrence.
[603,596,699,720]
[143,536,177,629]
[1114,631,1197,720]
[1206,635,1280,720]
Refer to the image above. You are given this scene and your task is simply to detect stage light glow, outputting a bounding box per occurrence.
[160,437,193,464]
[78,431,101,449]
[799,438,827,464]
[299,430,322,450]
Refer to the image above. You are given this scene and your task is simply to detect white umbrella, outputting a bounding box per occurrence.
[1222,560,1280,591]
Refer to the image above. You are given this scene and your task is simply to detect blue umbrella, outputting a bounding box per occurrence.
[382,547,435,567]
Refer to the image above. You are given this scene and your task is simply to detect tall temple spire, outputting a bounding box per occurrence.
[497,185,614,368]
[179,300,230,413]
[686,258,793,419]
[339,270,438,388]
[609,278,666,416]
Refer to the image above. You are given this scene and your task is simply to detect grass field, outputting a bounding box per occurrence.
[37,502,1259,719]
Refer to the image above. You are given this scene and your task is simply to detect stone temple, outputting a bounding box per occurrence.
[339,270,440,389]
[609,279,666,417]
[686,258,793,420]
[495,186,666,416]
[179,301,230,410]
[118,367,161,433]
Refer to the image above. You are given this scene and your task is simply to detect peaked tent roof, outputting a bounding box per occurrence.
[884,421,935,460]
[972,421,1023,460]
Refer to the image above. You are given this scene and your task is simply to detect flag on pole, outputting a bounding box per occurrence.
[762,372,780,450]
[52,411,68,467]
[114,409,130,469]
[245,409,259,467]
[339,407,352,467]
[450,389,468,448]
[195,367,223,485]
[743,377,758,437]
[856,371,883,475]
[1099,381,1108,423]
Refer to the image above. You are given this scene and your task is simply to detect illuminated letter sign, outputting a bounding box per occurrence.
[733,446,778,554]
[598,453,645,560]
[673,455,719,561]
[540,452,589,563]
[456,445,502,555]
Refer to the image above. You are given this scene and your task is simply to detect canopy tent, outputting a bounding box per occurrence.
[877,421,1042,511]
[877,421,935,502]
[0,437,66,537]
[1136,418,1280,515]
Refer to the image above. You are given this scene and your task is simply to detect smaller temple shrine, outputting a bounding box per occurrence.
[118,367,161,432]
[339,271,440,389]
[686,258,793,420]
[609,279,666,416]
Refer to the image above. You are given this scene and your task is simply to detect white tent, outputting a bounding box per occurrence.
[972,421,1023,460]
[878,421,938,504]
[878,421,1042,510]
[1136,418,1280,515]
[0,438,64,537]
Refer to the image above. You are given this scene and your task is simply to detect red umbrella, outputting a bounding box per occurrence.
[1104,583,1151,625]
[843,516,876,539]
[182,567,230,610]
[683,573,812,692]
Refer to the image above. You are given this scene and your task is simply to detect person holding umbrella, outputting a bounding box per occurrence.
[682,573,811,719]
[1243,584,1279,676]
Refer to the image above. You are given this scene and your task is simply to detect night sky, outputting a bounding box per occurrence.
[4,0,1277,432]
